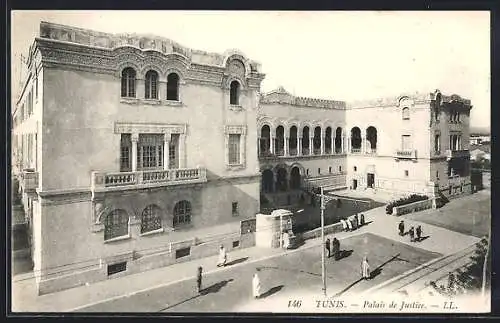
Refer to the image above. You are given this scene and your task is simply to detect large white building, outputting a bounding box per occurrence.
[12,22,473,294]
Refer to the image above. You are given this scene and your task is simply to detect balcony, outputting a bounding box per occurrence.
[91,167,207,192]
[394,149,418,160]
[365,148,377,155]
[350,148,362,154]
[313,148,321,155]
[445,149,470,161]
[21,170,39,193]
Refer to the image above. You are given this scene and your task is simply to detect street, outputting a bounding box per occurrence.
[76,232,440,312]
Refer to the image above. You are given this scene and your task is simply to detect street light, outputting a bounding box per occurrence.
[320,186,327,297]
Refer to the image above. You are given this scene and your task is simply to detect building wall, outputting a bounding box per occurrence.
[41,66,259,191]
[36,176,258,291]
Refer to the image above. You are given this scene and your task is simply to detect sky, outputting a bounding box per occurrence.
[11,11,490,129]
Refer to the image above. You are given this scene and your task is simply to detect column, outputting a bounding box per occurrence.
[257,137,260,157]
[179,134,186,168]
[298,137,302,156]
[163,133,170,170]
[270,136,275,155]
[320,132,325,155]
[362,136,366,153]
[131,133,139,171]
[309,136,313,155]
[330,136,334,154]
[284,137,289,156]
[459,135,462,150]
[347,136,351,153]
[341,135,345,153]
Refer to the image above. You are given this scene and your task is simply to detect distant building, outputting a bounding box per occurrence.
[469,135,490,145]
[470,144,491,161]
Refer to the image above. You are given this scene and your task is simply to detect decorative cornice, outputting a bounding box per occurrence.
[224,125,247,135]
[260,86,346,110]
[114,122,187,134]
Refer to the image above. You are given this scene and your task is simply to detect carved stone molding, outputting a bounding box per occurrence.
[224,125,247,135]
[114,122,187,134]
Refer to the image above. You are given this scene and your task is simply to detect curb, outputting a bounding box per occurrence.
[68,230,365,312]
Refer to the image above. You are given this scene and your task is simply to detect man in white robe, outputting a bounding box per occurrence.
[217,245,227,267]
[361,256,371,279]
[252,271,261,298]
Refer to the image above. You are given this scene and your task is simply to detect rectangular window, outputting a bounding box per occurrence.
[329,167,332,174]
[232,202,239,217]
[120,134,132,171]
[404,170,409,177]
[434,134,440,152]
[176,247,191,259]
[318,168,321,175]
[436,170,439,180]
[232,240,240,248]
[169,134,179,169]
[228,134,241,165]
[401,135,412,151]
[137,134,164,170]
[107,262,127,276]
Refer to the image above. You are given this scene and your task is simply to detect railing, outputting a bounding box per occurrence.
[92,167,207,190]
[445,149,470,160]
[22,170,39,191]
[276,149,285,157]
[325,147,332,154]
[313,148,321,155]
[289,148,298,156]
[394,149,418,159]
[335,148,343,154]
[365,148,377,155]
[351,148,361,154]
[302,148,310,156]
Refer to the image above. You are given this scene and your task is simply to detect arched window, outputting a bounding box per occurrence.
[121,67,136,98]
[145,70,158,99]
[173,200,191,227]
[167,73,180,101]
[104,209,129,241]
[141,205,162,234]
[230,81,240,105]
[402,107,410,120]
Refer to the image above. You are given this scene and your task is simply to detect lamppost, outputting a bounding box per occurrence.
[320,186,327,296]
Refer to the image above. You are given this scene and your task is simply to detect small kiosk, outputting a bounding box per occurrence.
[255,209,297,249]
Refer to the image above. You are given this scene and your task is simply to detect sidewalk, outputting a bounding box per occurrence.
[11,203,482,312]
[12,225,368,313]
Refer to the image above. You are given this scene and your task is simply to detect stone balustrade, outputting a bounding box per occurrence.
[91,167,207,191]
[394,149,418,160]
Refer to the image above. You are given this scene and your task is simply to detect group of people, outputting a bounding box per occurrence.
[398,220,424,242]
[340,213,366,232]
[325,237,341,260]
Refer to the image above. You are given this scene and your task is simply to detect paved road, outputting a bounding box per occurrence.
[76,232,440,312]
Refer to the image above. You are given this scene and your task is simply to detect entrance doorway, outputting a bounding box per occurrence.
[352,179,358,190]
[367,173,375,188]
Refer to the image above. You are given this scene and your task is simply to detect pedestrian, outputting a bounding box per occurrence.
[409,226,415,242]
[361,256,371,280]
[340,218,347,231]
[346,217,353,231]
[252,269,261,299]
[325,238,331,258]
[398,220,405,236]
[355,214,360,227]
[217,245,227,267]
[416,225,422,242]
[282,230,290,249]
[351,216,358,230]
[196,266,203,294]
[360,213,365,226]
[332,237,340,260]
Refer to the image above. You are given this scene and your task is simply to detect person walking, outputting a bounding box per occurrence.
[361,256,371,280]
[346,218,353,231]
[351,216,358,230]
[252,270,262,299]
[196,266,203,294]
[409,226,415,242]
[360,213,365,226]
[355,214,360,227]
[332,237,340,260]
[340,219,347,232]
[398,220,405,236]
[217,245,227,267]
[416,225,422,242]
[325,238,331,258]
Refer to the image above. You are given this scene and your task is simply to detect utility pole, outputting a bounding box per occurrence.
[482,231,490,300]
[320,186,327,296]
